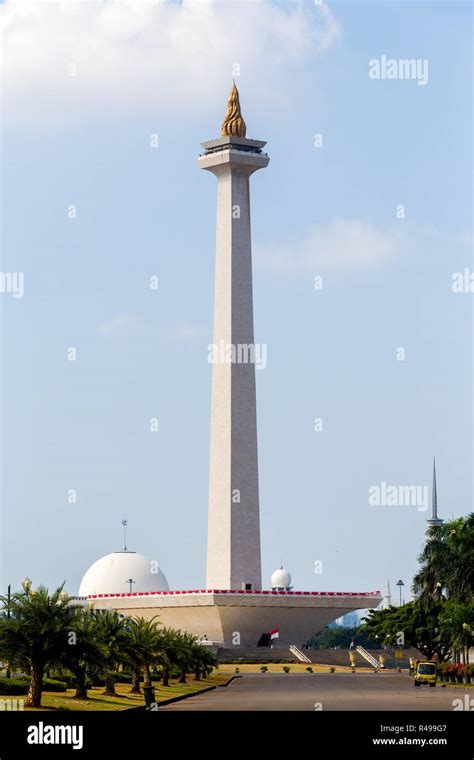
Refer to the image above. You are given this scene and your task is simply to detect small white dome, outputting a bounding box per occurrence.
[78,551,169,596]
[271,566,292,589]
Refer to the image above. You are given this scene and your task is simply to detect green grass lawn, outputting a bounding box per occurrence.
[216,663,375,674]
[25,673,230,711]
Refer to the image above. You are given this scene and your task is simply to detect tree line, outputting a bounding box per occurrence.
[362,514,473,662]
[0,586,216,708]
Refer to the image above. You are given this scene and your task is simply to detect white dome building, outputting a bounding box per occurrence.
[271,566,292,591]
[78,551,169,597]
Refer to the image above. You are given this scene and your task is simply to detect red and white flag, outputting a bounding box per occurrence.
[269,628,279,640]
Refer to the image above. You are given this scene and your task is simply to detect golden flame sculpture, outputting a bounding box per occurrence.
[221,83,246,138]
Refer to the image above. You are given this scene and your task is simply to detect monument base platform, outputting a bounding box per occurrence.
[82,589,382,648]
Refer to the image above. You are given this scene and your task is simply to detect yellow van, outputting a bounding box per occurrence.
[414,661,437,687]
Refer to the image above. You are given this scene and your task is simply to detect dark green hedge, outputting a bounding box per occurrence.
[43,678,68,692]
[49,673,76,688]
[91,672,132,686]
[0,679,29,695]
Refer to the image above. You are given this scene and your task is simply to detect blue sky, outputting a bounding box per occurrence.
[1,0,472,601]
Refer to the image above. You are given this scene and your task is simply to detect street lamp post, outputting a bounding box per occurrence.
[6,584,11,679]
[396,580,405,607]
[126,578,135,594]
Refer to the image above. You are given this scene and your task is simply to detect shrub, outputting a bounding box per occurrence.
[112,672,132,684]
[329,667,335,673]
[92,672,132,686]
[306,667,313,673]
[0,679,29,696]
[283,666,291,673]
[456,664,466,682]
[260,666,268,673]
[43,679,68,693]
[444,664,456,682]
[0,677,67,695]
[443,664,469,682]
[49,673,77,688]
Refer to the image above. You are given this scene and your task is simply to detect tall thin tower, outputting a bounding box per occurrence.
[199,84,269,590]
[427,456,443,528]
[383,579,392,608]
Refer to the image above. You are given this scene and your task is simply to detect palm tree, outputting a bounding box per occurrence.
[92,610,128,696]
[413,514,474,603]
[438,599,474,664]
[0,584,75,707]
[154,627,180,687]
[190,642,216,681]
[66,607,107,699]
[173,631,196,684]
[412,514,473,663]
[122,617,161,693]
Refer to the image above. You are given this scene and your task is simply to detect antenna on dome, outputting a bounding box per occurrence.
[122,519,128,552]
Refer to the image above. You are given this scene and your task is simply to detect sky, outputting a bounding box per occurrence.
[0,0,472,602]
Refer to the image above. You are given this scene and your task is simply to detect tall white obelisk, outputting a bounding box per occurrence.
[199,84,269,591]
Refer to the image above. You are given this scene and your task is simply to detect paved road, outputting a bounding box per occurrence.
[160,673,465,711]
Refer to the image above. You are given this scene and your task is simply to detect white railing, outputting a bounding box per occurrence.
[356,645,380,668]
[289,645,312,663]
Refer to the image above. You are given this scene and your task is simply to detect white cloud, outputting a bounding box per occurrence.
[255,218,399,273]
[99,314,142,337]
[0,0,342,127]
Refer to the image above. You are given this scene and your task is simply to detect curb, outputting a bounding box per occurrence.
[158,674,240,706]
[218,675,241,687]
[157,684,216,707]
[124,675,240,711]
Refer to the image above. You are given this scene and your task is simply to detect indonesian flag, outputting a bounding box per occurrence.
[269,628,279,640]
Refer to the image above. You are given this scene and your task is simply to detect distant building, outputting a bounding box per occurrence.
[336,612,361,628]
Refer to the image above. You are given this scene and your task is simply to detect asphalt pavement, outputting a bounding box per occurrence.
[160,672,467,711]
